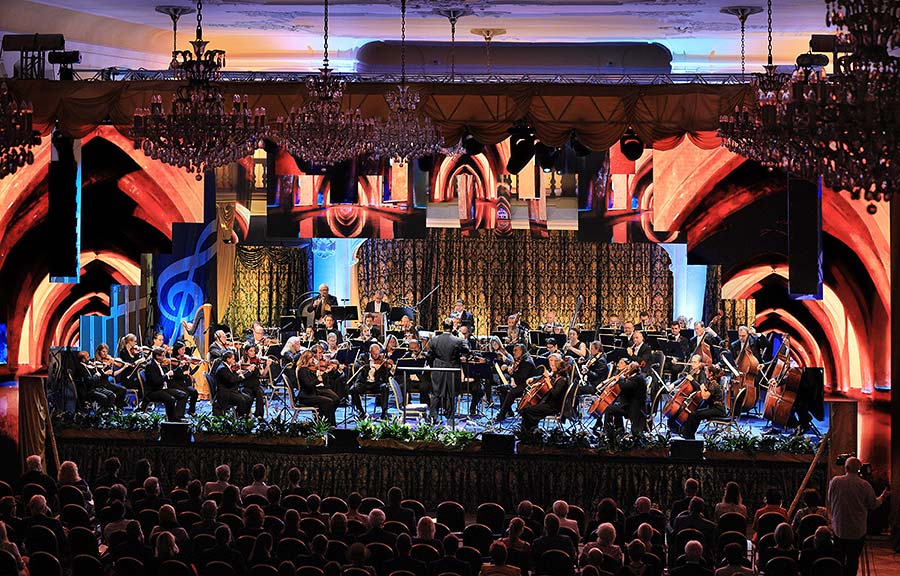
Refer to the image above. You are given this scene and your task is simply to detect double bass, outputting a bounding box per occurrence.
[692,314,721,365]
[730,335,759,412]
[663,364,706,431]
[587,362,638,417]
[763,335,800,427]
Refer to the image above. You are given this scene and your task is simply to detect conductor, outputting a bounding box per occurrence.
[427,318,470,424]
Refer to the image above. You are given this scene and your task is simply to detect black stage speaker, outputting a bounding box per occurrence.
[329,428,359,450]
[48,130,79,280]
[788,175,823,298]
[482,433,516,455]
[669,439,704,461]
[160,422,192,445]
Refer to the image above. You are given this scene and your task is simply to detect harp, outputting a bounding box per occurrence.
[181,303,213,399]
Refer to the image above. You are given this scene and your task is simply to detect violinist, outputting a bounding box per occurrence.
[459,326,487,415]
[247,322,279,358]
[323,333,350,398]
[143,347,188,422]
[150,332,171,355]
[315,314,343,344]
[521,353,571,431]
[668,321,692,361]
[505,315,526,346]
[354,326,376,346]
[563,329,588,360]
[213,351,253,417]
[93,344,128,405]
[598,359,647,436]
[541,337,561,358]
[626,330,652,373]
[580,340,610,391]
[449,299,475,332]
[280,336,304,366]
[458,325,478,355]
[350,343,392,419]
[72,350,119,410]
[675,354,725,439]
[402,339,430,406]
[117,333,147,388]
[384,335,400,359]
[169,341,200,416]
[494,343,537,422]
[295,350,338,425]
[241,344,270,419]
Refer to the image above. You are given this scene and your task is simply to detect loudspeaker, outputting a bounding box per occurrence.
[482,433,516,455]
[160,422,192,445]
[788,175,823,299]
[329,428,359,450]
[669,439,704,461]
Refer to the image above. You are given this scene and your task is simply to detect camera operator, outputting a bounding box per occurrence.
[828,456,889,576]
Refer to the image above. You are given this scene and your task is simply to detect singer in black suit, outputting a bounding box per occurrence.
[311,284,339,320]
[143,348,188,421]
[427,318,470,422]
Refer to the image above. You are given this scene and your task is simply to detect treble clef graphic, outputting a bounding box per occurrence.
[157,221,217,346]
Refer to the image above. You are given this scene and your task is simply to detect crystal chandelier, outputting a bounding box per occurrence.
[275,0,376,170]
[132,0,266,180]
[373,0,444,164]
[0,82,40,179]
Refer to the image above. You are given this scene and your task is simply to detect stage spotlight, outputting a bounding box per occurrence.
[534,142,559,173]
[461,129,485,156]
[619,128,645,161]
[571,133,592,157]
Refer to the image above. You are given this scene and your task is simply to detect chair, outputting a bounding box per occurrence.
[276,537,308,563]
[68,525,100,557]
[220,513,245,537]
[193,533,217,554]
[537,549,574,576]
[236,534,258,561]
[568,505,586,536]
[540,380,579,430]
[93,485,111,509]
[71,553,103,576]
[342,568,371,576]
[801,535,815,550]
[204,372,219,413]
[244,494,270,507]
[179,510,202,529]
[326,539,349,562]
[701,387,745,433]
[115,556,147,576]
[797,514,828,543]
[22,482,47,503]
[673,528,706,566]
[138,508,160,535]
[366,541,395,574]
[716,531,748,562]
[250,565,280,576]
[299,516,327,537]
[0,480,12,497]
[389,571,416,576]
[29,550,62,576]
[359,497,385,515]
[322,496,349,514]
[716,512,748,537]
[756,533,777,568]
[347,519,368,536]
[62,503,93,528]
[385,520,411,535]
[456,545,484,576]
[204,560,238,576]
[282,372,320,422]
[160,559,195,576]
[264,515,285,537]
[401,499,426,520]
[476,503,506,535]
[757,512,786,539]
[559,527,579,549]
[24,524,59,556]
[389,377,428,422]
[298,567,325,576]
[169,488,190,503]
[0,550,18,576]
[282,495,309,512]
[765,555,799,576]
[59,484,87,508]
[410,543,440,564]
[434,522,451,541]
[810,556,844,576]
[436,501,466,533]
[462,523,493,555]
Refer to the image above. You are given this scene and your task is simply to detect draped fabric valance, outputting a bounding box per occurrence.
[8,79,751,151]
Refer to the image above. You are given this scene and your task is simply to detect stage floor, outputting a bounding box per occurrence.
[133,387,830,442]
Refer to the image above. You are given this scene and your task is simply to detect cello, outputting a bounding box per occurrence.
[730,334,760,412]
[518,368,553,411]
[587,362,638,417]
[663,364,706,431]
[763,335,800,427]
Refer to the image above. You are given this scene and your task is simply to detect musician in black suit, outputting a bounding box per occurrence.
[427,318,470,423]
[601,359,648,436]
[633,311,653,333]
[350,343,393,419]
[578,340,610,395]
[364,291,390,314]
[627,330,653,373]
[312,284,339,320]
[729,325,768,362]
[143,347,188,421]
[668,321,692,361]
[520,354,571,431]
[679,355,726,440]
[494,343,537,422]
[72,351,120,409]
[208,330,231,372]
[295,351,339,425]
[213,351,253,417]
[169,341,200,416]
[690,321,721,350]
[315,314,343,344]
[449,299,475,332]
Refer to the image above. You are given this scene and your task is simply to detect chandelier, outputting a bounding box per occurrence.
[132,0,266,180]
[0,82,40,179]
[373,0,444,164]
[275,0,375,170]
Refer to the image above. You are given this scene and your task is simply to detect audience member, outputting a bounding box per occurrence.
[386,533,428,576]
[283,467,309,497]
[22,494,67,551]
[203,464,234,496]
[220,484,244,516]
[580,522,622,569]
[751,487,787,538]
[481,541,521,576]
[828,457,888,576]
[385,486,417,532]
[625,496,654,537]
[670,478,701,526]
[94,456,123,489]
[0,521,25,576]
[135,477,172,512]
[347,492,368,524]
[715,543,753,576]
[129,459,153,494]
[242,463,270,500]
[429,534,471,576]
[672,497,716,550]
[414,515,444,554]
[363,508,398,546]
[149,504,190,551]
[345,542,377,576]
[553,500,581,538]
[798,527,845,576]
[792,488,829,530]
[514,500,543,537]
[198,525,246,574]
[532,513,575,562]
[715,482,747,520]
[249,531,275,568]
[671,540,712,576]
[17,455,58,510]
[190,500,225,537]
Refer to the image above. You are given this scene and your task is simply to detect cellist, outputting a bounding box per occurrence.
[596,359,647,436]
[678,354,726,440]
[521,353,571,431]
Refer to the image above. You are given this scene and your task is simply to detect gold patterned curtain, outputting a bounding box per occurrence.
[222,246,310,335]
[358,230,672,333]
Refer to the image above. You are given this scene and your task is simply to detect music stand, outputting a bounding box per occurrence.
[394,358,427,418]
[530,331,549,347]
[656,339,685,362]
[390,306,415,323]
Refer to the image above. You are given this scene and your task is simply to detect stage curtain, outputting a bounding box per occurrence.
[703,265,723,326]
[57,437,826,520]
[222,246,309,336]
[8,79,752,151]
[358,229,672,333]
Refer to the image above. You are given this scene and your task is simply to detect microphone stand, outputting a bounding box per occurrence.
[412,284,441,329]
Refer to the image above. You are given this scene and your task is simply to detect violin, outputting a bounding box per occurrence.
[587,362,638,417]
